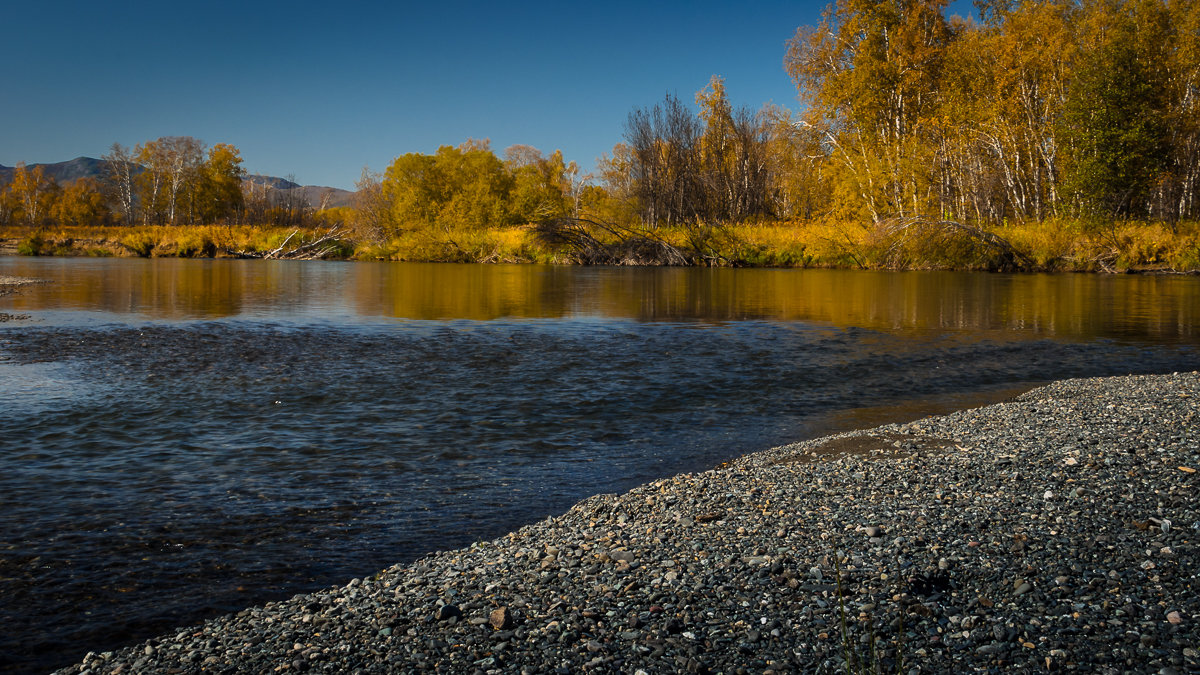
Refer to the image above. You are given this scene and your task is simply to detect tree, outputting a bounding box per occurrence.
[352,167,389,242]
[1059,1,1170,218]
[197,143,245,223]
[135,136,205,224]
[102,143,138,224]
[695,76,775,221]
[762,105,830,220]
[616,82,777,228]
[1153,0,1199,221]
[505,145,575,223]
[380,139,516,234]
[51,178,110,227]
[787,0,953,222]
[8,162,58,230]
[624,93,705,226]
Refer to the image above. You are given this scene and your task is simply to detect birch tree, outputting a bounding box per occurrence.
[102,143,138,224]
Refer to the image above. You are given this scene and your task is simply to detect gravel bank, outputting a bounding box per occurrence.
[0,275,47,297]
[0,276,43,321]
[57,372,1198,674]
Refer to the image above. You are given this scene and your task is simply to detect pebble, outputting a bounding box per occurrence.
[489,607,513,630]
[50,372,1200,675]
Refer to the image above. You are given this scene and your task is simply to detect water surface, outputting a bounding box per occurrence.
[0,258,1196,673]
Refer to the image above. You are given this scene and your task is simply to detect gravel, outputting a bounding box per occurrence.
[54,372,1199,674]
[0,276,45,319]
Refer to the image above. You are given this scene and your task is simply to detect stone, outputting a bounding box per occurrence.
[490,607,514,630]
[609,550,636,564]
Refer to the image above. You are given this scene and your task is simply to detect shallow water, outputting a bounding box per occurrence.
[0,259,1196,673]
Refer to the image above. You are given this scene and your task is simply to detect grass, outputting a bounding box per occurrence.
[834,551,904,675]
[5,217,1198,272]
[4,224,336,259]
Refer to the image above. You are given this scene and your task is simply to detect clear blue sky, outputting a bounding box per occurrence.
[3,0,974,190]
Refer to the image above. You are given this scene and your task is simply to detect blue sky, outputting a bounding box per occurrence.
[3,0,974,190]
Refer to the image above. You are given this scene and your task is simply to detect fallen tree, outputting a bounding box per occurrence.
[534,217,736,266]
[226,225,348,260]
[870,216,1037,272]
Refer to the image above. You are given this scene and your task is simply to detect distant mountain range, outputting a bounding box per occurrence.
[0,157,356,209]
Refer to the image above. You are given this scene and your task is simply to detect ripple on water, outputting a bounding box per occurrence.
[0,319,1195,674]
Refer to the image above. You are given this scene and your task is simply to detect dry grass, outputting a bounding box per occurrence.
[3,224,332,258]
[6,218,1198,272]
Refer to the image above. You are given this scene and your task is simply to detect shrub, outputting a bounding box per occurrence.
[16,235,45,256]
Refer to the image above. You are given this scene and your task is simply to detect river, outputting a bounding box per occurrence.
[0,258,1196,673]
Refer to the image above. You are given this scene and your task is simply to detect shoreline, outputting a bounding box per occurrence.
[3,248,1199,276]
[3,233,1200,275]
[53,372,1200,674]
[0,276,45,322]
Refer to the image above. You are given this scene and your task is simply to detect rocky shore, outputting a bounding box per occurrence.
[0,275,46,296]
[56,372,1198,674]
[0,276,43,322]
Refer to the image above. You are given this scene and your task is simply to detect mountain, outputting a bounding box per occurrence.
[244,174,355,209]
[0,157,111,186]
[0,158,355,209]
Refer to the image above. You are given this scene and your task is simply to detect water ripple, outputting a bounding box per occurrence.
[0,319,1194,673]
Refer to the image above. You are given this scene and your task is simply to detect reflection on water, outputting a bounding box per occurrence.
[0,258,1197,674]
[1,258,1197,341]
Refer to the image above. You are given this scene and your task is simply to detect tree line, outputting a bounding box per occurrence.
[366,0,1198,249]
[779,0,1198,226]
[586,0,1198,233]
[4,0,1196,267]
[354,140,582,240]
[0,137,335,231]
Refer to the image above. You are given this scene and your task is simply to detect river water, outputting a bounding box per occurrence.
[0,258,1197,673]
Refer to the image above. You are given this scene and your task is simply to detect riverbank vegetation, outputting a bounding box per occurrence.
[2,0,1198,272]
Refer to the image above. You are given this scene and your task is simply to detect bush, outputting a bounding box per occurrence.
[120,232,157,257]
[16,235,45,256]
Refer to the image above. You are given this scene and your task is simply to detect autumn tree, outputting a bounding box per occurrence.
[504,145,576,223]
[786,0,953,222]
[1160,0,1200,221]
[50,178,110,227]
[782,0,1197,227]
[7,163,58,230]
[196,143,245,223]
[695,76,775,221]
[762,105,830,220]
[615,82,778,227]
[102,143,138,224]
[135,136,205,224]
[380,139,516,234]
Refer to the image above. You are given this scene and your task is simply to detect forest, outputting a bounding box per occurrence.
[2,0,1198,271]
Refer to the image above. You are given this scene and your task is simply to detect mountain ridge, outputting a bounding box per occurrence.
[0,157,355,209]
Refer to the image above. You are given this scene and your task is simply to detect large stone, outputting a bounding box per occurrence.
[490,606,513,630]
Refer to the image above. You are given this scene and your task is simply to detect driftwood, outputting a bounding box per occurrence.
[873,216,1036,272]
[534,217,694,266]
[227,226,347,260]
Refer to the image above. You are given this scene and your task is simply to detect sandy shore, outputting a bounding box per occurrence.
[56,372,1198,674]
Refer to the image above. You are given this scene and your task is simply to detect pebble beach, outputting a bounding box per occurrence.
[55,372,1198,674]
